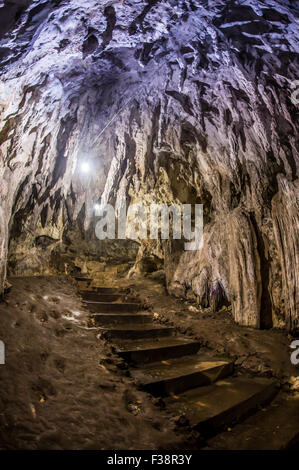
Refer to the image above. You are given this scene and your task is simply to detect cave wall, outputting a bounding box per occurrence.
[0,0,298,331]
[7,205,138,278]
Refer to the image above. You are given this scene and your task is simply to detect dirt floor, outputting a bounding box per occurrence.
[0,274,298,450]
[0,276,181,450]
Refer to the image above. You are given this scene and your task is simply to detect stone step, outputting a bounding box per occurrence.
[115,337,201,364]
[75,276,92,283]
[205,393,299,450]
[98,324,175,340]
[131,356,234,397]
[91,313,155,325]
[79,287,120,295]
[80,292,126,302]
[84,301,141,313]
[165,377,278,437]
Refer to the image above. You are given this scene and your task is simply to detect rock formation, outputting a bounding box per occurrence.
[0,0,298,331]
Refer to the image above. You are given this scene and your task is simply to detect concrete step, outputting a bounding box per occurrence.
[115,337,201,364]
[98,324,175,340]
[84,301,141,313]
[91,313,154,326]
[80,292,126,302]
[205,392,299,450]
[165,377,278,437]
[131,356,234,397]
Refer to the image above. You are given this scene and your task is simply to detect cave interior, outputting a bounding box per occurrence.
[0,0,298,451]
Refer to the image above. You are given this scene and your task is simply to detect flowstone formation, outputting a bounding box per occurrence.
[0,0,298,331]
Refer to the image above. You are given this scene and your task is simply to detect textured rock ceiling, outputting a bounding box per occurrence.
[0,0,298,331]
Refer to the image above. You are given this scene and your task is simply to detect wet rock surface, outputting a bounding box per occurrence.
[0,0,298,333]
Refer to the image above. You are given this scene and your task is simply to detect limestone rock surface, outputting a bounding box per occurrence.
[0,0,298,330]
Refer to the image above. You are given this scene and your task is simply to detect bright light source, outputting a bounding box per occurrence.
[94,203,102,216]
[80,161,90,173]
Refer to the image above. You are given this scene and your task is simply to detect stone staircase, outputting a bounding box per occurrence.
[75,276,280,447]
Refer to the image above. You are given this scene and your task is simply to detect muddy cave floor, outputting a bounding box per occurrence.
[0,274,298,450]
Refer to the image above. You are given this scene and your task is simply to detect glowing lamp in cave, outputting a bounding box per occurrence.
[94,203,101,214]
[80,161,91,174]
